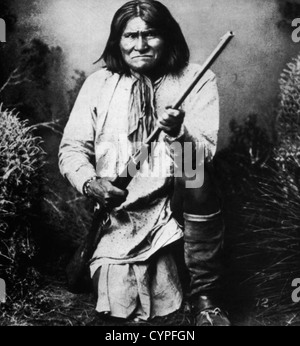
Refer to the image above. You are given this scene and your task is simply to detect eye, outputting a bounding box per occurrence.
[144,30,158,38]
[123,33,138,39]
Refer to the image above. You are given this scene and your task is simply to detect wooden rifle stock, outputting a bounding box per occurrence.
[66,31,234,293]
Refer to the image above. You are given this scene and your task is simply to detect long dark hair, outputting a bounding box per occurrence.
[98,0,190,75]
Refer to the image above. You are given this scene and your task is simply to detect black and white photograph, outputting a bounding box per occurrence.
[1,0,300,328]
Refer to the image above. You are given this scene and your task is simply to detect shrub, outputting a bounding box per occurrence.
[218,55,300,324]
[276,54,300,190]
[0,105,46,322]
[247,55,300,321]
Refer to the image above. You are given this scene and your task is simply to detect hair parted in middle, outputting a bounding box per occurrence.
[98,0,190,75]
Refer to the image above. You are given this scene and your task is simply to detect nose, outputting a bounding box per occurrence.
[134,35,148,51]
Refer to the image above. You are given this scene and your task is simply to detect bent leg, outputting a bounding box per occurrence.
[171,165,229,325]
[171,165,224,298]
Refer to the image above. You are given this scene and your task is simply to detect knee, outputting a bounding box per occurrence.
[182,172,220,215]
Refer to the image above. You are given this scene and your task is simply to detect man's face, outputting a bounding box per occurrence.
[119,17,165,76]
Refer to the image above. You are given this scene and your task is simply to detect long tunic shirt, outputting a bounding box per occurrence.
[58,63,219,320]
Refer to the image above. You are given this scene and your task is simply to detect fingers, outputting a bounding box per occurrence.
[104,194,127,209]
[157,108,185,136]
[157,123,178,134]
[109,184,128,197]
[159,114,177,126]
[158,108,184,125]
[165,107,184,120]
[88,178,128,208]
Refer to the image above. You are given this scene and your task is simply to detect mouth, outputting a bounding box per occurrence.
[132,55,153,59]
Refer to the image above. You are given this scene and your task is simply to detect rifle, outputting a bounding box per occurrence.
[66,31,234,293]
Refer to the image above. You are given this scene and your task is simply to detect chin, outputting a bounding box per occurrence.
[131,64,155,74]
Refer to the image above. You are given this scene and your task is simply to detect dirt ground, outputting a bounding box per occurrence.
[11,273,298,327]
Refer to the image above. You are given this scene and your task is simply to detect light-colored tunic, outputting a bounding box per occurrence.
[58,63,219,320]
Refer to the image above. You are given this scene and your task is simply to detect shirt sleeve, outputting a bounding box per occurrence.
[182,68,220,162]
[58,74,98,194]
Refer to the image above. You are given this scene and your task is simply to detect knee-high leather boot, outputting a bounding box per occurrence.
[183,211,230,326]
[183,210,224,298]
[171,164,230,325]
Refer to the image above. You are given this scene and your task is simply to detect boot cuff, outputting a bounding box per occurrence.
[183,210,221,222]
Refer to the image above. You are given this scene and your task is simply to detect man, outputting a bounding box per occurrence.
[59,0,230,326]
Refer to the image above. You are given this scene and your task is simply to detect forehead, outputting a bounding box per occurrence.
[123,17,153,33]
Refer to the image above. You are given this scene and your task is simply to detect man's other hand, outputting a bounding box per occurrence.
[88,178,128,209]
[157,106,185,137]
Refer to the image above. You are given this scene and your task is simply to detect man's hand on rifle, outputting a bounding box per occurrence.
[86,177,128,209]
[157,106,185,138]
